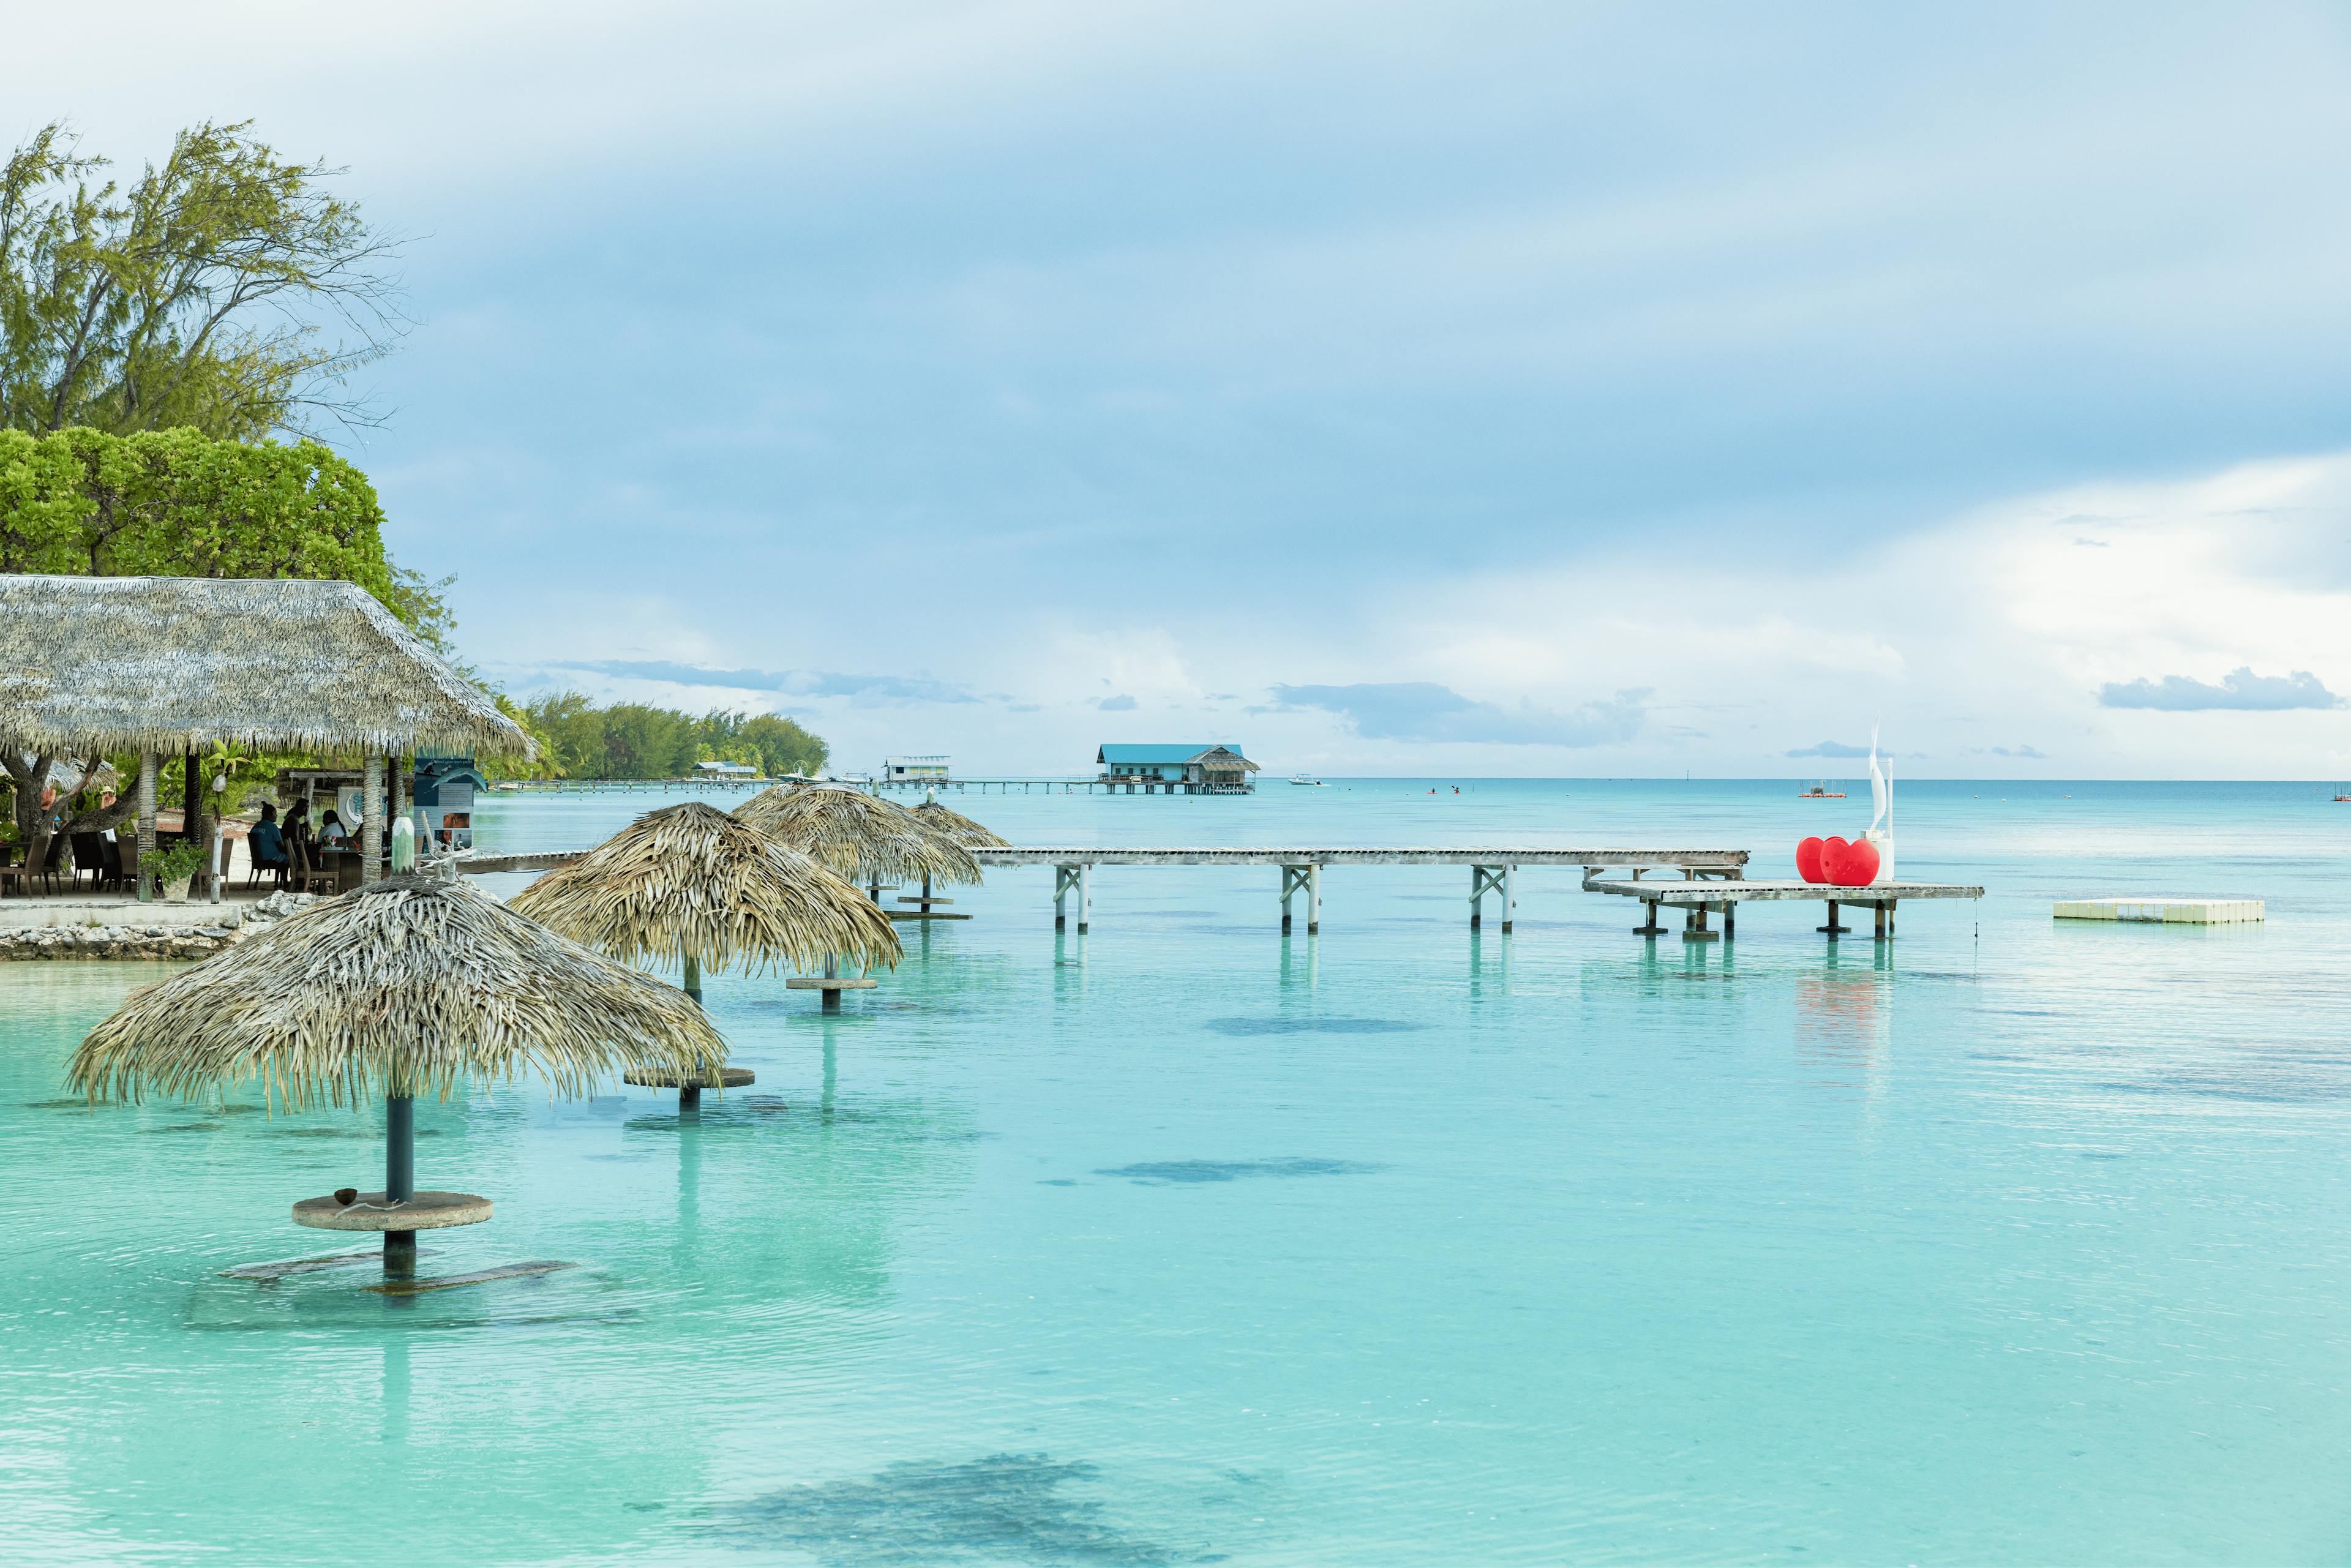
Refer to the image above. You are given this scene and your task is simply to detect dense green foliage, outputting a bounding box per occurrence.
[2,120,402,441]
[0,424,447,637]
[523,694,828,781]
[0,424,453,852]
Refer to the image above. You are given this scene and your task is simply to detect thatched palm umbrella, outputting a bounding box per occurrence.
[508,803,901,1103]
[736,783,982,885]
[911,789,1009,849]
[906,787,1006,916]
[735,784,981,1008]
[67,873,725,1278]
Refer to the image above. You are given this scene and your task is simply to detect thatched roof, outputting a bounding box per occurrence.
[67,873,726,1109]
[509,802,902,973]
[912,795,1010,849]
[735,783,983,885]
[0,574,532,758]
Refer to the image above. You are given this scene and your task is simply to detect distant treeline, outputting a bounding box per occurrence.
[512,693,828,781]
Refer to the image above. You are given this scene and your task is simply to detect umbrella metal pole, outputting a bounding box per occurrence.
[384,1095,416,1278]
[680,954,703,1112]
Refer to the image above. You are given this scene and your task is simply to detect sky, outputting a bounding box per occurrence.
[10,1,2351,777]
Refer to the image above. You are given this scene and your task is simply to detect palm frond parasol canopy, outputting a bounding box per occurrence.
[735,784,983,887]
[508,801,902,975]
[911,793,1010,849]
[67,873,727,1110]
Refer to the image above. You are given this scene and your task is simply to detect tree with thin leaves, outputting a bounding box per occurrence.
[0,120,405,441]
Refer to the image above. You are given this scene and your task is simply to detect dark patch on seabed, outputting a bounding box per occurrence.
[1095,1157,1385,1185]
[1204,1016,1426,1036]
[254,1125,443,1139]
[2100,1057,2351,1104]
[704,1452,1217,1565]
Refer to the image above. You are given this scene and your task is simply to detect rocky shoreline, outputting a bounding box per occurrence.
[0,891,321,961]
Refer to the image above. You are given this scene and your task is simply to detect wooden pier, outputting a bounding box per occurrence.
[971,846,1747,933]
[489,777,763,795]
[1581,876,1982,943]
[868,777,1218,795]
[467,844,1982,946]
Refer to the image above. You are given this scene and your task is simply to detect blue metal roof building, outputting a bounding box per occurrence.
[1095,744,1258,794]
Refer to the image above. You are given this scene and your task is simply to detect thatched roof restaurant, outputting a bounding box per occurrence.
[0,575,531,899]
[0,574,528,758]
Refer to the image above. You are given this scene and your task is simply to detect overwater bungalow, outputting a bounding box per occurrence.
[1095,743,1259,794]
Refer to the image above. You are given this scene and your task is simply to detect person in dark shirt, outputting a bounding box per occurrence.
[249,804,288,885]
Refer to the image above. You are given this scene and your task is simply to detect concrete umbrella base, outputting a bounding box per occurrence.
[293,1191,492,1231]
[624,1066,754,1089]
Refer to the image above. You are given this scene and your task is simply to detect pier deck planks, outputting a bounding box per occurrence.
[975,846,1749,869]
[1584,878,1981,904]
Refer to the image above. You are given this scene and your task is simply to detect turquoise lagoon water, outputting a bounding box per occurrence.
[7,779,2351,1565]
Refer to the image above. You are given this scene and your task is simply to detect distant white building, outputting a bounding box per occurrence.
[694,760,760,777]
[882,756,950,782]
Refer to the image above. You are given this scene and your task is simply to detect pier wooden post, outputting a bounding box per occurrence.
[1468,865,1513,932]
[1722,901,1734,940]
[1635,900,1663,937]
[1683,903,1717,942]
[1054,864,1092,931]
[1280,864,1321,934]
[1818,899,1850,937]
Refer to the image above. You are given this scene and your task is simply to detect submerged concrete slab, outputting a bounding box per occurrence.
[0,896,250,931]
[2054,898,2265,924]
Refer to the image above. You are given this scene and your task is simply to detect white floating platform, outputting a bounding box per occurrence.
[2054,898,2265,924]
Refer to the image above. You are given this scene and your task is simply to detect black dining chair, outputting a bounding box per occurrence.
[70,833,108,891]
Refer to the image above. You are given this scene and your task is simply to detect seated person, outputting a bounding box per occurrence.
[248,804,288,881]
[318,810,353,849]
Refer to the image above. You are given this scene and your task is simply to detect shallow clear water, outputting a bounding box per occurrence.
[6,779,2351,1564]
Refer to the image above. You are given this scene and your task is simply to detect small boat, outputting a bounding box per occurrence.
[2336,783,2351,801]
[1798,781,1845,799]
[1288,773,1325,786]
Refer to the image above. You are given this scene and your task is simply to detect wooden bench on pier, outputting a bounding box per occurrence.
[1581,876,1984,942]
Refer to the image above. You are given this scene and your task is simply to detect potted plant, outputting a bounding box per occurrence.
[149,839,206,903]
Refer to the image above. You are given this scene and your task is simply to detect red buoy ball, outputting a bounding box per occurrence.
[1796,836,1826,883]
